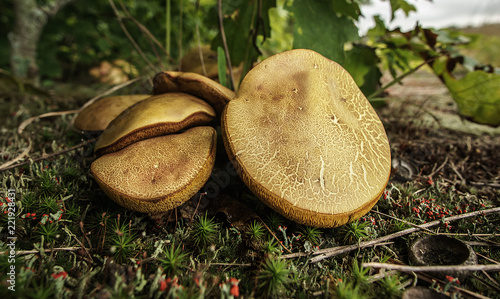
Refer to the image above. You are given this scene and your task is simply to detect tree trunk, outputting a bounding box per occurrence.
[8,0,75,86]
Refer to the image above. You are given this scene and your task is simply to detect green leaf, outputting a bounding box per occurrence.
[217,46,228,89]
[367,15,387,38]
[290,0,359,64]
[343,44,382,96]
[213,0,275,68]
[333,0,361,20]
[443,71,500,126]
[388,0,416,20]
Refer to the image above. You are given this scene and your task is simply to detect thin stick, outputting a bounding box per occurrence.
[371,210,436,234]
[0,246,91,255]
[429,156,449,178]
[217,0,235,90]
[0,138,31,170]
[308,207,500,263]
[209,262,252,267]
[78,77,143,111]
[388,258,490,299]
[258,217,292,254]
[368,58,435,100]
[0,138,96,172]
[362,262,500,272]
[109,0,156,73]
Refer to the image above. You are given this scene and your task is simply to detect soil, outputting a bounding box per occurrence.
[378,70,500,200]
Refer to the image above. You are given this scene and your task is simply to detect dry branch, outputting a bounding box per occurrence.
[362,262,500,272]
[304,206,500,263]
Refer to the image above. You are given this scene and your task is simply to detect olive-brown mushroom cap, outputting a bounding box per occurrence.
[153,71,234,115]
[74,95,150,131]
[91,126,217,213]
[221,49,391,228]
[94,92,216,156]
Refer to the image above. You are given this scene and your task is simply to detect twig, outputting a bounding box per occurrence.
[209,262,252,267]
[0,138,97,172]
[0,138,31,170]
[371,210,436,234]
[78,77,143,112]
[470,181,500,188]
[0,246,91,255]
[308,207,500,263]
[109,0,156,73]
[387,258,490,299]
[280,242,395,260]
[368,58,435,100]
[18,77,142,135]
[429,156,448,178]
[18,110,79,135]
[258,217,292,254]
[476,252,500,265]
[362,262,500,272]
[217,0,235,90]
[449,160,466,185]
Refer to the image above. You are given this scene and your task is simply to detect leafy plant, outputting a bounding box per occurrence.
[298,226,322,246]
[246,220,266,241]
[264,213,286,231]
[257,257,290,297]
[262,239,280,256]
[108,219,137,263]
[333,280,367,299]
[341,220,371,244]
[190,213,218,247]
[378,274,403,298]
[159,244,189,276]
[38,194,60,215]
[35,222,61,244]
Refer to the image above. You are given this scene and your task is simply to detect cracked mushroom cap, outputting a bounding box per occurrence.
[94,92,216,156]
[153,71,234,115]
[74,95,150,131]
[91,126,217,213]
[221,49,391,228]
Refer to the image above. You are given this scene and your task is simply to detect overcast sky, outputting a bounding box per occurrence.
[357,0,500,34]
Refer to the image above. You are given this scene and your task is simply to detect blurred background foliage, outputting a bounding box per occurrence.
[1,0,499,125]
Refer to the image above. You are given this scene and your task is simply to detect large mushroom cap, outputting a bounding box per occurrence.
[221,49,391,228]
[74,95,150,131]
[153,71,234,115]
[94,92,216,156]
[91,126,216,213]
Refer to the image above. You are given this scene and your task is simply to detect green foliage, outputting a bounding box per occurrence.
[387,0,416,20]
[246,220,266,241]
[262,239,280,255]
[213,0,276,81]
[36,222,61,244]
[290,0,359,63]
[341,220,371,244]
[351,259,370,287]
[298,225,322,246]
[190,213,218,247]
[442,69,500,126]
[378,274,403,298]
[334,281,367,299]
[160,244,189,276]
[108,219,137,263]
[264,213,286,231]
[257,257,290,297]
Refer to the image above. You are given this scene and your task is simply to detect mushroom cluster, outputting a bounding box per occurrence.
[76,49,391,228]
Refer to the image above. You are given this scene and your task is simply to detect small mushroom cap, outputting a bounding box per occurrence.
[153,71,234,115]
[91,126,217,213]
[221,49,391,228]
[94,92,216,156]
[74,95,150,131]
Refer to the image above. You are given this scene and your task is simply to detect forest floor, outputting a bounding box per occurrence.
[0,63,499,297]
